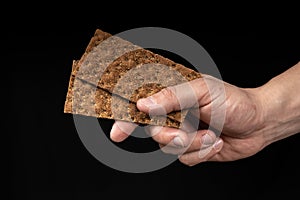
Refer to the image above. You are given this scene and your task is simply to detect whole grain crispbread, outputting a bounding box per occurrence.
[64,59,181,127]
[64,29,202,128]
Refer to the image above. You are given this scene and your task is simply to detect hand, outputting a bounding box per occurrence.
[110,62,300,166]
[110,74,265,166]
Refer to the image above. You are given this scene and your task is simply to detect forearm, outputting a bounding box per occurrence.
[257,62,300,146]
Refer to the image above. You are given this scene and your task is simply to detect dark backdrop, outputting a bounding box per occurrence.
[8,8,300,200]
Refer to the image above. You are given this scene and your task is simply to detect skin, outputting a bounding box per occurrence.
[110,62,300,166]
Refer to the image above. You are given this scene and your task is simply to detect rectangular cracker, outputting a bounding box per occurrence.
[64,60,181,128]
[73,29,201,103]
[64,29,202,128]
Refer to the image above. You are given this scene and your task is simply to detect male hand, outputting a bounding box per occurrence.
[110,74,266,166]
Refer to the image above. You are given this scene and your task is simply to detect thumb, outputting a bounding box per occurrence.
[137,78,210,115]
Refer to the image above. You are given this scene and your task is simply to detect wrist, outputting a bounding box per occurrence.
[243,87,267,144]
[254,63,300,147]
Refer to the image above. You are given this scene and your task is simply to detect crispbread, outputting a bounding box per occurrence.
[64,29,202,128]
[64,59,181,128]
[66,78,183,128]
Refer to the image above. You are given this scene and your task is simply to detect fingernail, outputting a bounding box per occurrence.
[139,97,166,115]
[201,133,215,147]
[213,139,223,151]
[110,124,120,141]
[173,136,184,147]
[110,123,119,135]
[139,97,156,107]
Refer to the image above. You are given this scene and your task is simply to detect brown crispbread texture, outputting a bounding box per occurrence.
[64,60,181,127]
[64,29,202,128]
[98,50,201,102]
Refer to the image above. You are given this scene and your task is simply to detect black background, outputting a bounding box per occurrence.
[8,6,300,200]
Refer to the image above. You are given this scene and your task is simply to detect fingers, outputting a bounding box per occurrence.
[148,124,224,166]
[178,138,223,166]
[137,76,228,134]
[137,78,210,115]
[110,120,224,166]
[110,121,138,142]
[146,125,192,148]
[157,129,217,155]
